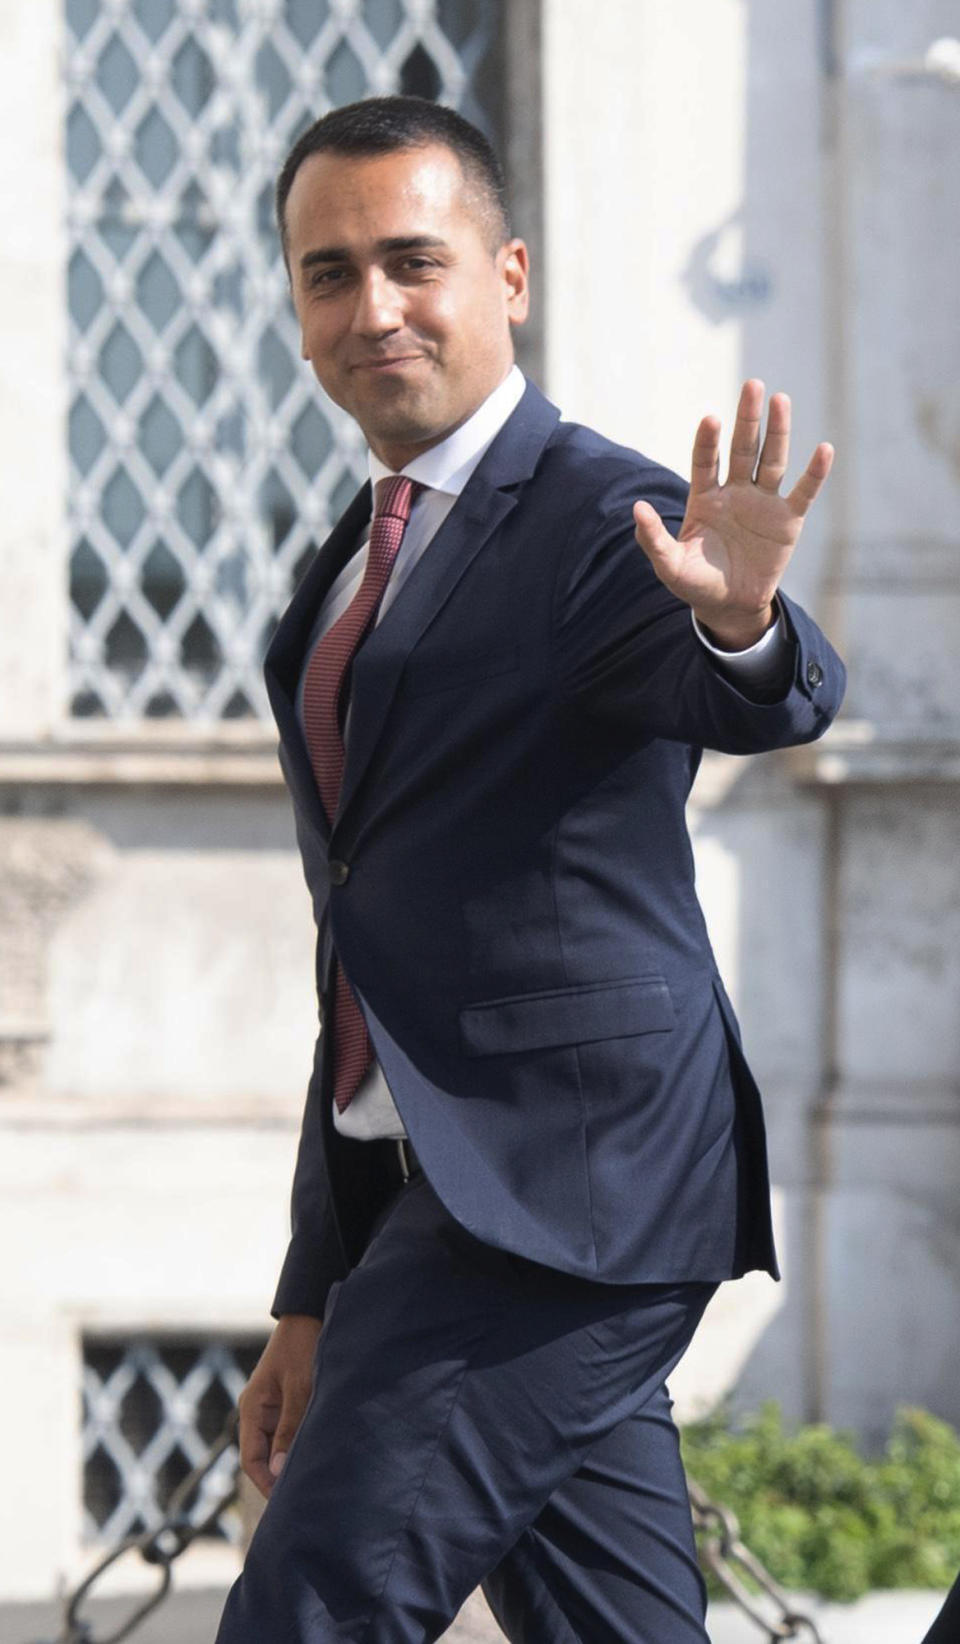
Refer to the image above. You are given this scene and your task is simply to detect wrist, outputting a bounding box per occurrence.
[692,602,776,652]
[276,1312,323,1332]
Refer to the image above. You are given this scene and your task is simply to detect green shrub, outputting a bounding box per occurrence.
[680,1403,960,1602]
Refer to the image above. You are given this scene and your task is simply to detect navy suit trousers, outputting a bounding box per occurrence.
[921,1573,960,1643]
[216,1164,716,1643]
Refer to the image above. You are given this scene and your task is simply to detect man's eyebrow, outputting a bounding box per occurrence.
[300,247,350,269]
[299,234,449,271]
[377,235,449,253]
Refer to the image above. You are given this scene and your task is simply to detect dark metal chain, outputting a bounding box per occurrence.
[31,1411,240,1644]
[689,1477,827,1642]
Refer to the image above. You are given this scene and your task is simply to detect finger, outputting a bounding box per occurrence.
[239,1397,280,1500]
[269,1377,312,1480]
[755,392,791,493]
[786,441,834,517]
[726,378,765,485]
[689,414,720,498]
[633,500,680,581]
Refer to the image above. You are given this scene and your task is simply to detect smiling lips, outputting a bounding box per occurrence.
[352,354,426,371]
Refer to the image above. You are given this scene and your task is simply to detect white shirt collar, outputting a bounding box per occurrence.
[367,365,526,498]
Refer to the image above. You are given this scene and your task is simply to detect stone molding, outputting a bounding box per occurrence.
[0,727,283,787]
[790,724,960,785]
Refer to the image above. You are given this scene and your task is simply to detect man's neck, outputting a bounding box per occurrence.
[367,367,526,497]
[367,365,517,474]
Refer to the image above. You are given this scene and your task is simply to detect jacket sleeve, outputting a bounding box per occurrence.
[552,457,846,753]
[270,754,349,1321]
[270,1039,349,1321]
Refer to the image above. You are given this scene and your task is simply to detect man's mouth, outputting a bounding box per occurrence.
[351,355,426,373]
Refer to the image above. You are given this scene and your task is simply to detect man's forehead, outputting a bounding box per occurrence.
[287,143,464,226]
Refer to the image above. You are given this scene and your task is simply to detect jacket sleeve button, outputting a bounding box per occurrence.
[806,659,823,688]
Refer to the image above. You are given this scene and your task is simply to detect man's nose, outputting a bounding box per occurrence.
[351,268,403,336]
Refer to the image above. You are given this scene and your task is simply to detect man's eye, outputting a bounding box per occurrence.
[309,269,346,288]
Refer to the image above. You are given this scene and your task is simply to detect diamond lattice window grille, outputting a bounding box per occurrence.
[82,1333,267,1544]
[65,0,504,720]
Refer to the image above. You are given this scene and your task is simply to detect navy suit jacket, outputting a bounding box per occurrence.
[265,379,846,1320]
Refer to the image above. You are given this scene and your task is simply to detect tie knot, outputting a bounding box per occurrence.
[374,474,421,525]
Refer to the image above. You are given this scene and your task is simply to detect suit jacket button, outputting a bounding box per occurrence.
[806,659,823,688]
[329,859,350,886]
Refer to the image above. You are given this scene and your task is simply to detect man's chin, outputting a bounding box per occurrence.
[355,399,455,458]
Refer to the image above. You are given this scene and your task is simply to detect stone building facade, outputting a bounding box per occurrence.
[1,0,957,1606]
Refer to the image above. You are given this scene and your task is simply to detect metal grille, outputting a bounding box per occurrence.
[65,0,504,720]
[82,1333,265,1544]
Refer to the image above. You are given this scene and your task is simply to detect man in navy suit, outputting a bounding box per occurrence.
[216,96,845,1643]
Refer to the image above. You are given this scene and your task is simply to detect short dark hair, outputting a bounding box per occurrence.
[275,95,511,262]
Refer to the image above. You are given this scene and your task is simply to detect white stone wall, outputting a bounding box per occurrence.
[809,0,960,1447]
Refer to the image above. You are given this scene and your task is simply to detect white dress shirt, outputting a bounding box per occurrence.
[297,367,791,1140]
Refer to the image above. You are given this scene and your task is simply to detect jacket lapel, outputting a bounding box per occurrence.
[264,481,372,841]
[334,380,561,835]
[263,378,562,845]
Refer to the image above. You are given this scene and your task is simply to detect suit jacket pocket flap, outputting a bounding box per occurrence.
[459,976,676,1057]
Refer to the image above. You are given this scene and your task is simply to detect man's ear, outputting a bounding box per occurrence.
[501,238,530,325]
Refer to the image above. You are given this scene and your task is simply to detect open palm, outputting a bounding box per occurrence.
[633,380,834,648]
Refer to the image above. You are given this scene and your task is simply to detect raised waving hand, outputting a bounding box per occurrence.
[632,379,834,649]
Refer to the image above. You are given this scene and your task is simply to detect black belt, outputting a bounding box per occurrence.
[396,1136,423,1182]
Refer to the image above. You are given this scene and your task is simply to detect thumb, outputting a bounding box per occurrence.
[632,500,677,572]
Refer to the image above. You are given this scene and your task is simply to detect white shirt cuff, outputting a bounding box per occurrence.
[690,601,792,691]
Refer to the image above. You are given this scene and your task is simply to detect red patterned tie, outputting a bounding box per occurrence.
[302,474,422,1112]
